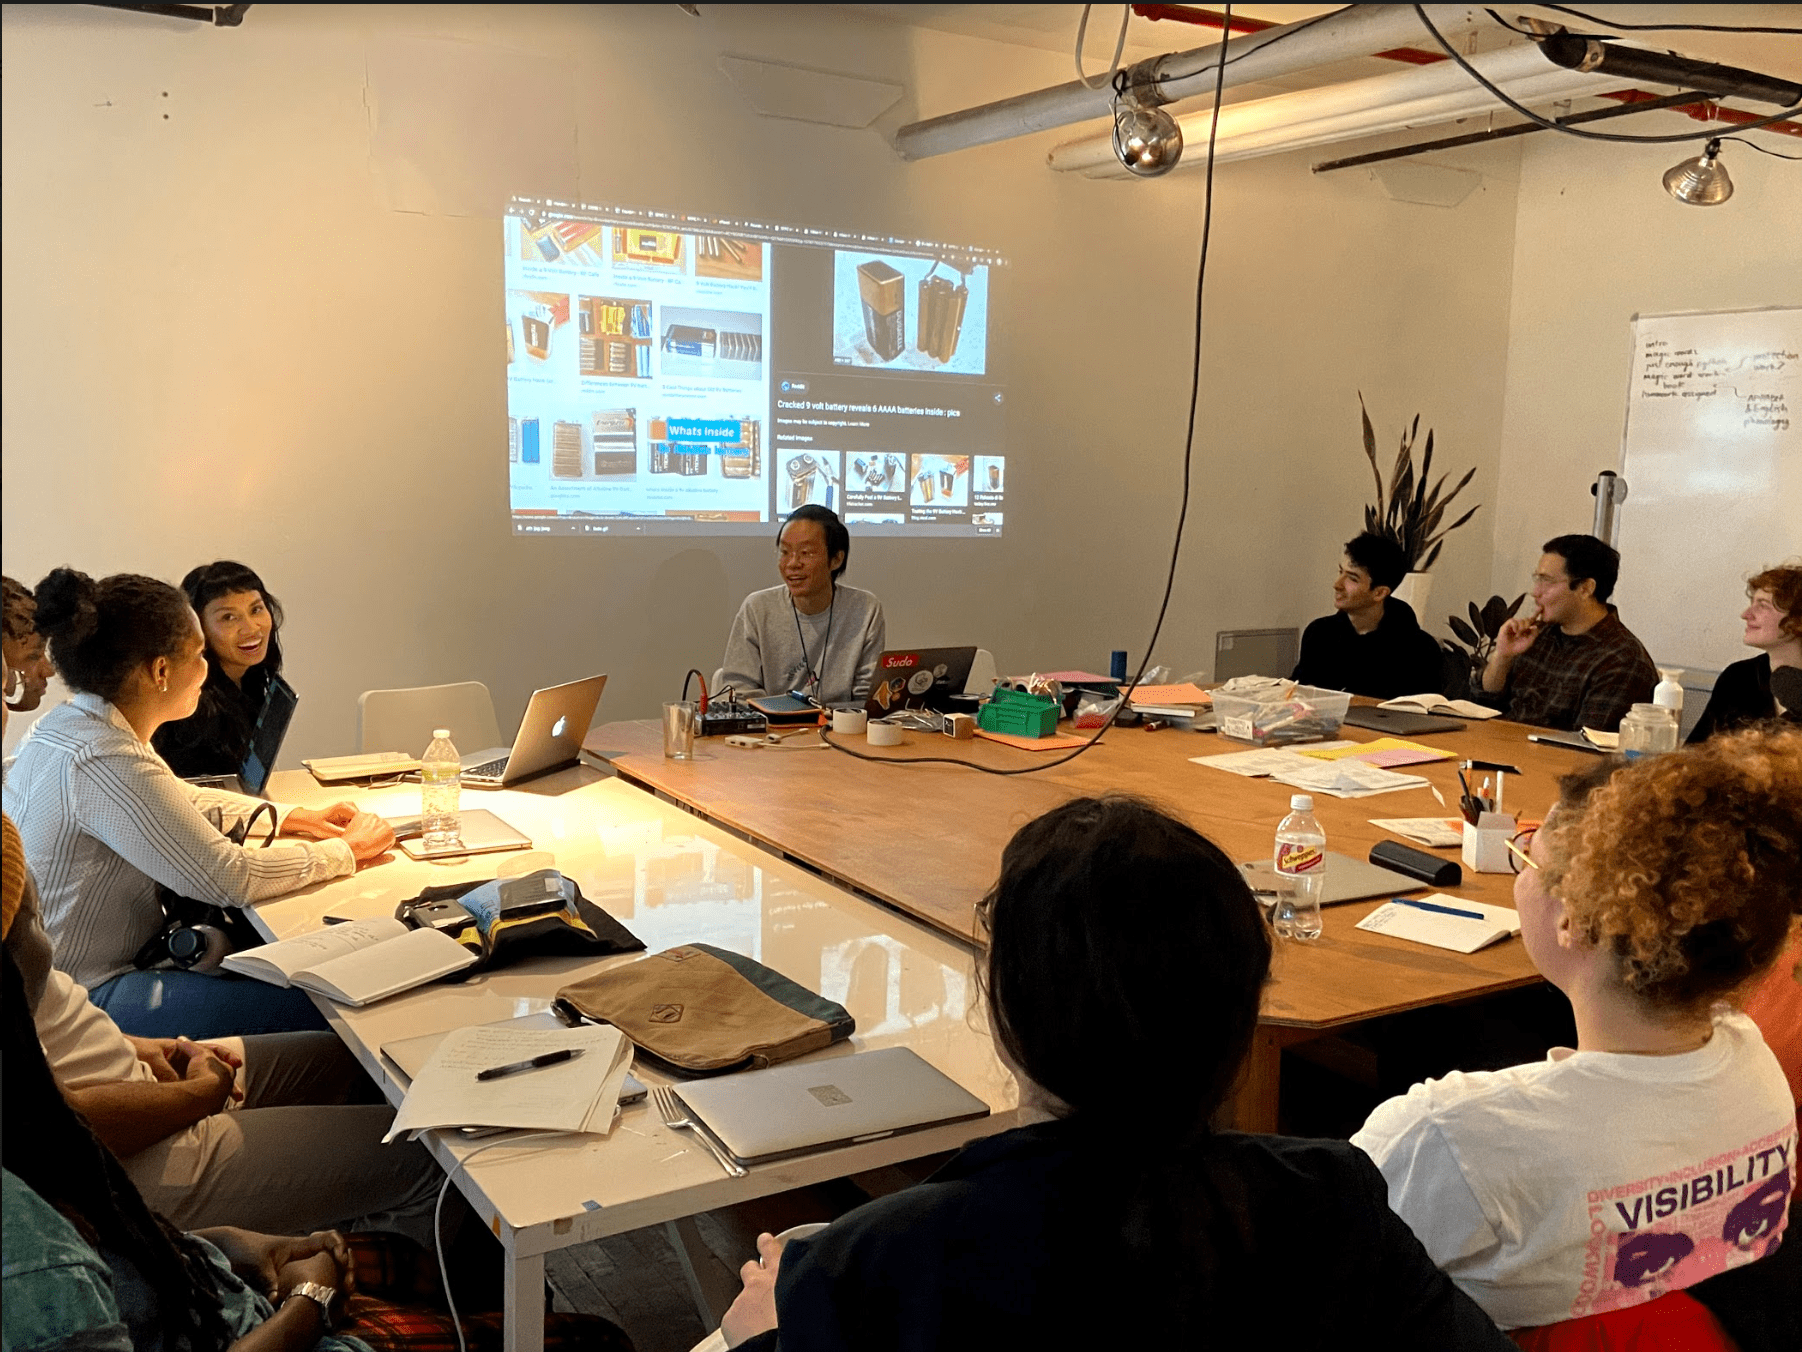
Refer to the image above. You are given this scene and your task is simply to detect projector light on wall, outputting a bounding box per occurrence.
[1112,100,1183,178]
[1663,139,1733,206]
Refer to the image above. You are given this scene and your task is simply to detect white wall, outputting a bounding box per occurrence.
[2,4,1525,760]
[1491,112,1802,615]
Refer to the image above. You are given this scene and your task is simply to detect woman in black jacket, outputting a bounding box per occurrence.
[1687,562,1802,743]
[719,795,1514,1351]
[154,561,288,778]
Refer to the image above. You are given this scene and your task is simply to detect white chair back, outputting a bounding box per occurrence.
[357,681,504,756]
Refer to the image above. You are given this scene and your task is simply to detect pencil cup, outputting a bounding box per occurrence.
[1461,811,1517,874]
[663,701,698,760]
[831,708,867,735]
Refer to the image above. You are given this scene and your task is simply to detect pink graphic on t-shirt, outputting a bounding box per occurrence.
[1574,1127,1795,1318]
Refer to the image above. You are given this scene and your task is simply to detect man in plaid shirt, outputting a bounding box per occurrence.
[1481,534,1657,731]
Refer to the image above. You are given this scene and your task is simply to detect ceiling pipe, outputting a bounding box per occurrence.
[892,3,1492,161]
[1536,32,1802,107]
[1047,40,1630,175]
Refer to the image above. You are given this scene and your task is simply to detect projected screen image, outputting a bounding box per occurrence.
[505,199,1006,537]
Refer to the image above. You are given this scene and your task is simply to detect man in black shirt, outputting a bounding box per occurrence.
[1292,532,1443,698]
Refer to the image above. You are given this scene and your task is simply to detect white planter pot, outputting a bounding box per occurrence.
[1392,571,1433,617]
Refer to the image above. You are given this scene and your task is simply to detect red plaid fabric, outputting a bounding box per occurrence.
[1487,608,1657,732]
[339,1234,633,1352]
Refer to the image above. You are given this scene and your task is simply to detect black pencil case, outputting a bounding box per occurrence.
[1370,840,1463,888]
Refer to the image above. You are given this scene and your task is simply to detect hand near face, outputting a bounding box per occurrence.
[1494,614,1542,660]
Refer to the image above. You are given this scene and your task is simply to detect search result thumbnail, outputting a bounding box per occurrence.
[783,452,843,511]
[611,227,685,270]
[693,234,765,282]
[660,306,765,381]
[507,291,572,370]
[973,456,1005,496]
[832,252,990,375]
[910,454,969,509]
[843,452,909,516]
[647,415,762,480]
[519,219,607,267]
[578,296,653,380]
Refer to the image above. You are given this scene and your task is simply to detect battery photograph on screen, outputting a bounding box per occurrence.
[910,454,969,508]
[831,251,990,376]
[659,305,765,381]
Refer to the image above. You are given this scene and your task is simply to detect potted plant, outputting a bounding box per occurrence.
[1359,395,1481,615]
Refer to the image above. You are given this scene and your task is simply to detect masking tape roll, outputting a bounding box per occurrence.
[832,708,868,735]
[866,721,905,747]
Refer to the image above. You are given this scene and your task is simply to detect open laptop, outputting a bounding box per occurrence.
[239,674,299,795]
[1238,851,1428,906]
[673,1046,990,1167]
[460,674,607,786]
[864,648,978,719]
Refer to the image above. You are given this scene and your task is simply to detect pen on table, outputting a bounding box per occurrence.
[1393,897,1486,921]
[475,1048,584,1081]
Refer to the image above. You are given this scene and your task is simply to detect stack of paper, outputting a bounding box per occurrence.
[1369,817,1467,848]
[1191,747,1430,799]
[385,1024,634,1141]
[1298,737,1456,768]
[1127,682,1213,712]
[1356,895,1522,953]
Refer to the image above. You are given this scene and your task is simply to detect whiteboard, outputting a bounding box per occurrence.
[1612,306,1800,675]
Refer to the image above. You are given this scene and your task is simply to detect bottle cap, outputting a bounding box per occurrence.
[433,728,450,739]
[1290,794,1313,811]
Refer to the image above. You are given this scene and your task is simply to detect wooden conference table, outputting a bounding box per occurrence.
[256,767,1018,1352]
[587,710,1586,1130]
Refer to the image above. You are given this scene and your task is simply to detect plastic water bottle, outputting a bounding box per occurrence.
[420,728,462,850]
[1272,793,1326,941]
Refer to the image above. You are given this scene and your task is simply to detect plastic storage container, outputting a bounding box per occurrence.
[977,686,1060,738]
[1213,685,1352,745]
[420,729,463,850]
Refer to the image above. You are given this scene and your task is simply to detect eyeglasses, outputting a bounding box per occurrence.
[1507,826,1539,873]
[1530,572,1569,589]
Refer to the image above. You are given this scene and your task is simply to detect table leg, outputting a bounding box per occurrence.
[666,1216,736,1328]
[1220,1026,1315,1133]
[502,1248,545,1352]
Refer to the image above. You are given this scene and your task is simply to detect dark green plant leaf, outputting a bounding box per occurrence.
[1442,503,1481,534]
[1421,540,1443,571]
[1413,429,1434,514]
[1359,395,1383,514]
[1480,595,1509,632]
[1469,600,1486,632]
[1505,592,1526,619]
[1440,465,1477,505]
[1449,616,1480,646]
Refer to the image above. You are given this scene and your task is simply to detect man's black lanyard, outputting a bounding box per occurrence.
[790,589,835,699]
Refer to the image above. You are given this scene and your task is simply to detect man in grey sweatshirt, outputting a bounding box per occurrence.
[714,506,886,706]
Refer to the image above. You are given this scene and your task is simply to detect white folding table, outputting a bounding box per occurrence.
[252,766,1018,1352]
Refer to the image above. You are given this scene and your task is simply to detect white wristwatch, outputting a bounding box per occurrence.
[284,1281,338,1330]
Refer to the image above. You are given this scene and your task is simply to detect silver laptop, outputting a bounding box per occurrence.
[1239,851,1427,906]
[674,1047,990,1167]
[460,675,607,786]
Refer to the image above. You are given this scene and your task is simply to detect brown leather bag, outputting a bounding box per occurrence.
[555,943,854,1074]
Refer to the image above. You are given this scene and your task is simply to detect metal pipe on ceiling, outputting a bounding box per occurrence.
[892,3,1492,161]
[1047,40,1627,175]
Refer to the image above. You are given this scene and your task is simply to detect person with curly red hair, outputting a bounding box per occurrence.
[1688,562,1802,742]
[1354,725,1800,1349]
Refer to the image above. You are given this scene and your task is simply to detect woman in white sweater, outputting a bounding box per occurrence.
[4,568,393,1037]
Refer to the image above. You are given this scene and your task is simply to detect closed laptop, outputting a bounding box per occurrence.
[674,1046,989,1167]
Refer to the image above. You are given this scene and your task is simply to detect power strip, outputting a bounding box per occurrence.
[698,706,768,738]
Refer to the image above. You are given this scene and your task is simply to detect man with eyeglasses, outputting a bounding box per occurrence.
[1479,534,1656,731]
[714,504,886,707]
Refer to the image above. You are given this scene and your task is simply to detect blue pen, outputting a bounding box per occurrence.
[1393,897,1486,922]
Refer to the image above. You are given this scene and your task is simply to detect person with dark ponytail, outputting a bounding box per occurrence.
[154,561,290,779]
[719,795,1513,1350]
[3,568,395,1037]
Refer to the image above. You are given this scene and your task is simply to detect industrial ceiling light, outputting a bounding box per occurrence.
[1112,99,1184,177]
[1663,138,1733,206]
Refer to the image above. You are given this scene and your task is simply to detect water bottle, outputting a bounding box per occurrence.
[1272,793,1326,941]
[420,728,462,850]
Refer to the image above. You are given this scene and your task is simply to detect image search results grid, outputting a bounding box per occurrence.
[832,251,990,376]
[506,213,772,528]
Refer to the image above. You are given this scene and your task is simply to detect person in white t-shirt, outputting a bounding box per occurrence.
[1353,724,1801,1336]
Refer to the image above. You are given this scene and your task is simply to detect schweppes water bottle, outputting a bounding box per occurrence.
[1272,794,1326,941]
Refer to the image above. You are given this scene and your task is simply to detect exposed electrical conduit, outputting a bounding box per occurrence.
[892,3,1493,160]
[1046,40,1632,174]
[1137,3,1802,138]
